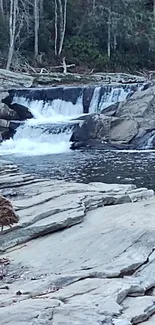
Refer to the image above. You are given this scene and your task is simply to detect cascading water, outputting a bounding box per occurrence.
[0,100,79,156]
[0,83,146,156]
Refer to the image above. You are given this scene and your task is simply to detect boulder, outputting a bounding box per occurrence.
[71,114,139,148]
[2,96,33,120]
[101,101,124,116]
[0,102,19,120]
[10,103,33,120]
[0,119,9,130]
[116,85,155,118]
[109,118,139,144]
[0,119,21,141]
[71,114,112,143]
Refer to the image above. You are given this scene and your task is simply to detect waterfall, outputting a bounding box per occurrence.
[12,95,84,121]
[0,122,72,156]
[0,98,79,156]
[89,87,101,113]
[0,83,146,156]
[99,86,132,110]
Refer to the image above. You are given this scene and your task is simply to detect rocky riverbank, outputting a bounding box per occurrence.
[0,69,147,89]
[71,84,155,150]
[0,159,155,324]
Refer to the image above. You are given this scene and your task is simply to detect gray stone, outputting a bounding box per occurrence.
[121,296,155,324]
[0,69,34,88]
[0,160,154,324]
[140,315,155,324]
[0,103,19,120]
[116,85,155,119]
[112,320,131,325]
[109,118,138,143]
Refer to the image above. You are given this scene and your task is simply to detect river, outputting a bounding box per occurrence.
[2,149,155,190]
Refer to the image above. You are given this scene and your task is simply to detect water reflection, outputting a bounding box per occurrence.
[3,149,155,190]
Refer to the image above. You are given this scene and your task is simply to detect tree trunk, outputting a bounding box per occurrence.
[107,12,111,59]
[153,0,155,19]
[40,0,43,13]
[6,0,18,70]
[92,0,95,11]
[58,0,67,56]
[34,0,39,58]
[0,0,4,17]
[113,32,117,51]
[107,1,112,60]
[54,0,58,55]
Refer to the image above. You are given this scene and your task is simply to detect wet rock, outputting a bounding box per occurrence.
[83,86,95,113]
[116,85,155,119]
[7,103,33,120]
[0,103,19,120]
[71,114,139,148]
[101,101,123,116]
[71,114,112,143]
[0,119,21,142]
[109,118,138,143]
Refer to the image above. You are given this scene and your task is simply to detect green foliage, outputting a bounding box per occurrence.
[0,16,9,51]
[1,0,155,71]
[64,37,106,68]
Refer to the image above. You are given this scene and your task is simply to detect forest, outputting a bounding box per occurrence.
[0,0,155,73]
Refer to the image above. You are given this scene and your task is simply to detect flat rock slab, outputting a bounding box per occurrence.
[0,160,155,324]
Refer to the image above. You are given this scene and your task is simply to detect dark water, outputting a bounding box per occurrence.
[3,149,155,190]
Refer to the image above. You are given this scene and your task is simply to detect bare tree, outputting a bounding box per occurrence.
[107,8,111,59]
[153,0,155,19]
[54,0,67,57]
[34,0,39,58]
[92,0,96,11]
[58,0,67,56]
[0,0,4,17]
[54,0,58,55]
[6,0,18,70]
[40,0,43,13]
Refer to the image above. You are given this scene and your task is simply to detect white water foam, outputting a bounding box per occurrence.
[13,95,84,122]
[89,87,101,113]
[0,96,83,156]
[0,121,72,156]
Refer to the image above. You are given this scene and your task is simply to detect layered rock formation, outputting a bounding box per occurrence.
[0,159,155,324]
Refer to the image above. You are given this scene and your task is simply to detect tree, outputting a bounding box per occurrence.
[54,0,67,56]
[0,0,4,17]
[0,0,155,72]
[6,0,18,70]
[34,0,39,58]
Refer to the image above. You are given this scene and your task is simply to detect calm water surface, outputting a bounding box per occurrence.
[3,149,155,190]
